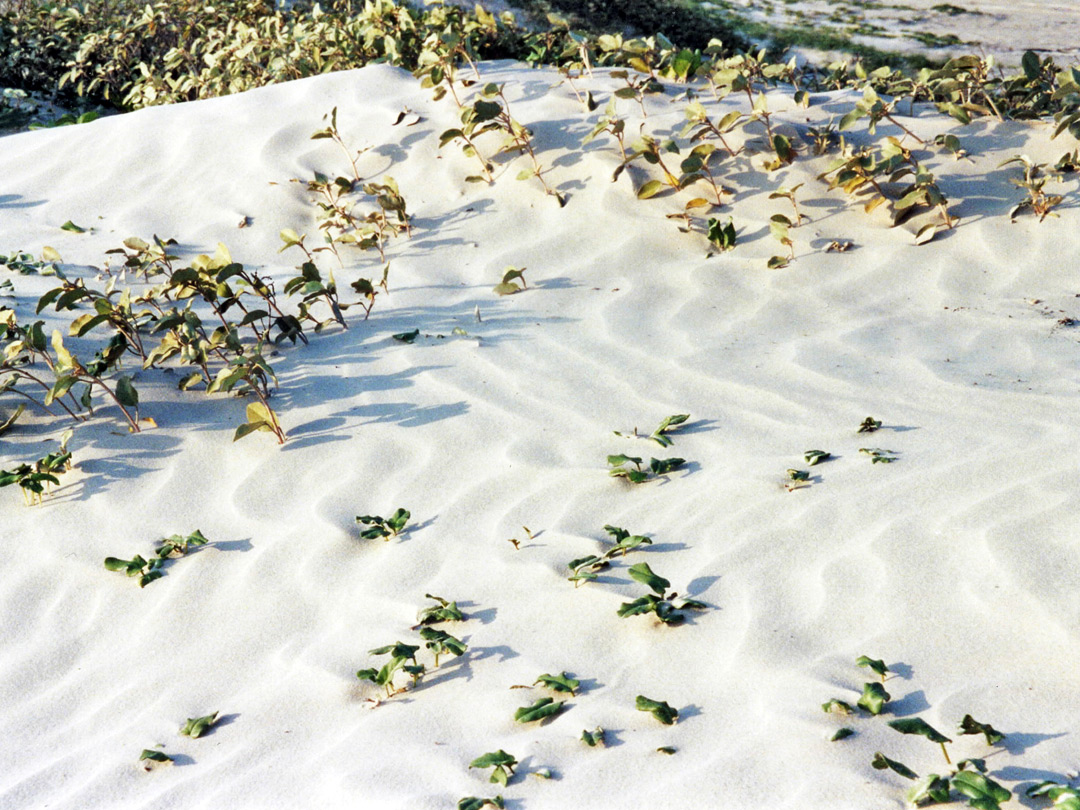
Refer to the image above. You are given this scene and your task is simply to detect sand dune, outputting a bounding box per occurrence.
[2,59,1080,808]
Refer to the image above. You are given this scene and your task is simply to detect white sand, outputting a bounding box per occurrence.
[2,60,1080,808]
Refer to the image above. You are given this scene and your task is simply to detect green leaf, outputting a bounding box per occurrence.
[649,457,684,476]
[656,746,677,755]
[822,699,854,715]
[534,672,580,694]
[514,697,565,723]
[951,770,1010,809]
[179,712,220,738]
[492,282,521,296]
[636,695,678,725]
[871,751,918,780]
[831,728,855,741]
[856,655,889,680]
[804,450,830,466]
[857,682,890,715]
[392,329,420,343]
[958,715,1005,745]
[888,717,952,744]
[60,220,87,233]
[115,376,139,408]
[233,421,269,441]
[628,562,670,596]
[457,798,504,810]
[581,727,605,747]
[607,454,642,468]
[469,750,517,770]
[907,774,951,805]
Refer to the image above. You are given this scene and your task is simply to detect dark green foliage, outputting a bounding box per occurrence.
[958,714,1005,745]
[857,682,890,715]
[356,509,411,540]
[179,712,219,739]
[514,697,565,723]
[416,594,465,626]
[871,751,918,780]
[581,727,605,747]
[636,694,678,725]
[469,750,517,787]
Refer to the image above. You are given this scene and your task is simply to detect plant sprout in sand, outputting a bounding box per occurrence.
[514,697,565,724]
[179,712,220,739]
[419,627,467,667]
[618,562,706,624]
[607,454,686,483]
[0,430,73,505]
[355,509,410,540]
[416,594,464,626]
[470,750,518,787]
[636,695,678,725]
[357,641,424,697]
[104,529,210,587]
[492,267,526,296]
[614,414,690,447]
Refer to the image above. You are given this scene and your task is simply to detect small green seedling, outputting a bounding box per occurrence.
[648,414,689,447]
[355,508,410,540]
[179,712,220,738]
[958,714,1005,745]
[534,672,579,694]
[787,469,809,482]
[581,727,605,747]
[856,655,890,682]
[604,525,652,556]
[859,448,898,463]
[104,529,209,587]
[514,697,565,723]
[357,641,422,696]
[61,220,88,233]
[138,748,174,770]
[822,699,855,715]
[707,217,736,253]
[804,450,831,466]
[470,750,518,787]
[493,267,527,296]
[568,554,608,586]
[872,751,918,780]
[857,417,882,433]
[888,717,953,764]
[858,682,891,715]
[157,529,209,557]
[636,695,678,725]
[419,627,467,667]
[619,562,705,624]
[1000,155,1064,222]
[832,728,855,741]
[608,454,647,483]
[656,746,677,755]
[768,215,795,269]
[457,797,505,810]
[417,594,464,625]
[393,329,420,343]
[769,184,804,225]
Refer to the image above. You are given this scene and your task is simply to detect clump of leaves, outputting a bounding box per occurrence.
[636,695,679,725]
[957,714,1005,746]
[860,447,898,463]
[357,641,423,697]
[617,562,705,624]
[1000,155,1065,222]
[706,216,736,254]
[1027,781,1080,809]
[858,417,882,433]
[581,727,605,747]
[604,525,653,557]
[0,432,73,505]
[355,508,410,540]
[104,529,209,587]
[805,450,831,466]
[872,751,918,780]
[832,728,855,741]
[649,413,689,446]
[416,594,464,626]
[493,267,526,296]
[470,750,517,787]
[607,454,686,483]
[179,712,220,739]
[515,696,565,724]
[419,627,467,667]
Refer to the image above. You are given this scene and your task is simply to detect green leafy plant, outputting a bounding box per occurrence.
[581,727,605,747]
[636,694,678,725]
[618,562,705,624]
[706,217,736,253]
[104,529,209,587]
[858,417,882,433]
[860,448,898,463]
[822,699,855,715]
[416,594,465,626]
[1000,155,1065,221]
[514,696,565,723]
[357,641,423,697]
[768,214,795,269]
[856,655,890,682]
[804,450,831,466]
[607,454,686,483]
[872,751,918,780]
[1027,781,1080,810]
[0,433,72,505]
[832,728,855,741]
[469,750,517,787]
[857,682,891,715]
[355,508,411,540]
[957,714,1005,746]
[604,525,652,556]
[419,627,467,667]
[138,748,174,770]
[179,712,220,738]
[534,672,579,694]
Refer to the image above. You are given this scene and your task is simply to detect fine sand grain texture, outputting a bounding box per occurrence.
[2,60,1080,809]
